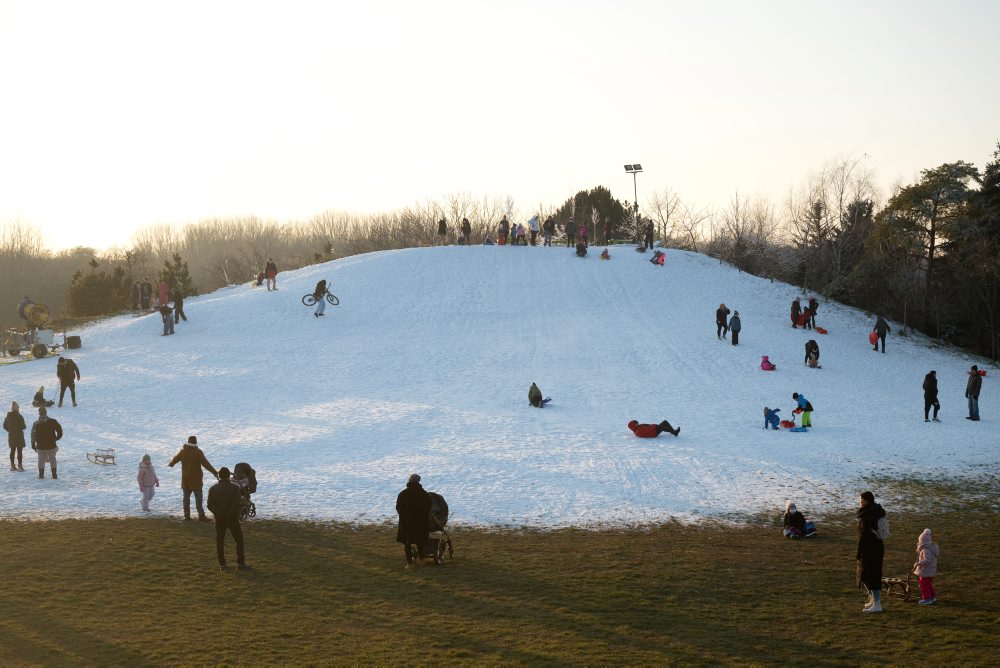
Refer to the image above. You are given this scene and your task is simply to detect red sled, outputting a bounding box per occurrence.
[815,326,828,334]
[868,331,878,345]
[780,420,796,429]
[979,369,987,377]
[796,313,809,326]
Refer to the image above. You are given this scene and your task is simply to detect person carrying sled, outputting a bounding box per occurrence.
[528,383,550,408]
[792,392,813,428]
[716,303,731,340]
[564,218,578,247]
[804,340,820,366]
[56,356,80,407]
[763,407,780,430]
[923,370,940,422]
[168,435,219,521]
[791,298,802,328]
[729,311,742,345]
[397,473,432,569]
[873,315,890,353]
[627,419,680,438]
[4,401,26,471]
[312,279,328,318]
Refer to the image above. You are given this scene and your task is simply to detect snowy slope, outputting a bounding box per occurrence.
[1,246,996,526]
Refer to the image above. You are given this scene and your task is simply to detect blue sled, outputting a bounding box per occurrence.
[789,426,810,432]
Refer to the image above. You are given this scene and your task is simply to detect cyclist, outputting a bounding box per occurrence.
[313,279,327,318]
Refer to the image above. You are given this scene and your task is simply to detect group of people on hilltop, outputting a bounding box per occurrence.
[130,276,188,336]
[439,215,619,248]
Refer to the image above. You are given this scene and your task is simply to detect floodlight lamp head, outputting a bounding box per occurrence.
[632,164,643,172]
[624,164,634,172]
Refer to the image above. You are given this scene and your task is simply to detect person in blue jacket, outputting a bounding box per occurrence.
[763,407,780,430]
[792,392,814,428]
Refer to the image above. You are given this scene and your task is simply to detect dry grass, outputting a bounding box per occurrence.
[0,486,996,667]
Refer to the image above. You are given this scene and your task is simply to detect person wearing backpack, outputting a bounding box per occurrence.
[856,490,887,613]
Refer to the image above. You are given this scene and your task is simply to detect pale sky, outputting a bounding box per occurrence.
[1,0,998,251]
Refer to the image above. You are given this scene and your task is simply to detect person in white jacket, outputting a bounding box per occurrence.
[138,454,160,511]
[528,215,540,246]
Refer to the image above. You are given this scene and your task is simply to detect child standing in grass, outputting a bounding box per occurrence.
[138,454,160,512]
[913,528,940,605]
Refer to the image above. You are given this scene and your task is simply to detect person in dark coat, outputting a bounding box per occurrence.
[460,218,472,245]
[715,303,731,340]
[644,220,654,250]
[528,383,551,408]
[159,303,174,335]
[436,218,447,245]
[56,356,81,407]
[30,406,62,479]
[628,419,680,437]
[4,401,27,471]
[207,467,248,570]
[856,490,886,613]
[396,474,432,568]
[565,218,577,247]
[807,296,819,329]
[140,278,153,311]
[804,340,820,366]
[923,370,940,422]
[130,281,141,314]
[966,365,982,421]
[172,288,187,323]
[791,298,801,328]
[498,216,510,245]
[313,279,328,318]
[543,216,556,247]
[168,436,219,521]
[264,258,278,291]
[873,315,890,353]
[728,311,742,345]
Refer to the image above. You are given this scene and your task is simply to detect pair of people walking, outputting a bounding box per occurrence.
[715,304,740,343]
[5,402,63,477]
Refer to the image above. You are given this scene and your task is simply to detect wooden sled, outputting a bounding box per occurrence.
[87,448,117,465]
[881,574,913,601]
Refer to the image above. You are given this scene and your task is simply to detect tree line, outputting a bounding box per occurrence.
[2,142,997,359]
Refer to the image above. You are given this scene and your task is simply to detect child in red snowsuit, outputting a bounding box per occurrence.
[628,420,680,437]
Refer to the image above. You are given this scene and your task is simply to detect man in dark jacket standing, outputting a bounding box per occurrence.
[923,370,940,422]
[3,401,27,471]
[56,356,80,407]
[644,220,654,250]
[31,406,62,479]
[856,490,886,613]
[207,467,248,570]
[396,474,432,568]
[873,315,890,353]
[966,365,982,421]
[264,258,278,291]
[564,218,577,247]
[168,436,219,521]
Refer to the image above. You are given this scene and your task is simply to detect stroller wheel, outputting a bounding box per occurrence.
[239,506,249,521]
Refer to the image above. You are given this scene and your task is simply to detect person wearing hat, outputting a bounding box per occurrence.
[396,474,432,569]
[32,385,54,408]
[965,365,982,421]
[782,501,816,538]
[207,467,248,570]
[56,356,81,407]
[728,310,742,346]
[30,406,62,479]
[923,370,941,422]
[3,401,27,471]
[168,436,219,521]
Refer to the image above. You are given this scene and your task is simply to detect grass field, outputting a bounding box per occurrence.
[1,483,997,666]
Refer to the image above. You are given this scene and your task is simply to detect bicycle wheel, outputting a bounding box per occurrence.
[325,293,339,306]
[301,294,317,307]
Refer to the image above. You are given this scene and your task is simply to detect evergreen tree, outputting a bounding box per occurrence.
[158,253,196,296]
[65,260,130,317]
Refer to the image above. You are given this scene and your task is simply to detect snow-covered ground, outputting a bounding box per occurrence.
[1,246,996,526]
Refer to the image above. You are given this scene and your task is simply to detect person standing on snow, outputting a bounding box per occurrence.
[856,490,887,613]
[729,310,742,346]
[644,220,654,250]
[528,215,540,246]
[965,365,982,421]
[168,435,219,521]
[715,303,731,340]
[807,295,819,329]
[791,298,802,328]
[396,473,432,569]
[130,281,141,314]
[56,356,80,407]
[30,406,62,479]
[4,401,27,471]
[498,216,510,245]
[436,218,447,245]
[923,370,940,422]
[543,216,555,247]
[579,221,589,247]
[158,280,169,309]
[873,315,891,353]
[792,392,814,428]
[564,218,577,247]
[312,279,328,318]
[265,258,278,291]
[460,218,472,245]
[140,278,153,311]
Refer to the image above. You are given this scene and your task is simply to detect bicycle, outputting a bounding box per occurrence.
[301,290,339,307]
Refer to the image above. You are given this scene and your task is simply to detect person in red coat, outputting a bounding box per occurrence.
[628,419,680,437]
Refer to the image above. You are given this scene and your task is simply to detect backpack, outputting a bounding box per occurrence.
[873,515,890,541]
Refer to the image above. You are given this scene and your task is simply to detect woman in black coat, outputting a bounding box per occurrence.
[396,474,432,567]
[856,490,886,613]
[923,370,940,422]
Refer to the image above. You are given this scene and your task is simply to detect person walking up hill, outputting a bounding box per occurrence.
[873,315,891,353]
[923,370,940,422]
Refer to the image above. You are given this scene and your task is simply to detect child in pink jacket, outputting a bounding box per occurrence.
[913,528,940,604]
[138,454,160,512]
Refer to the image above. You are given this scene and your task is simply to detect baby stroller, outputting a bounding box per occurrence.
[233,462,257,521]
[422,492,453,565]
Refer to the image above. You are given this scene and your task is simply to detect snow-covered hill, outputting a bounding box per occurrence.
[2,246,996,525]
